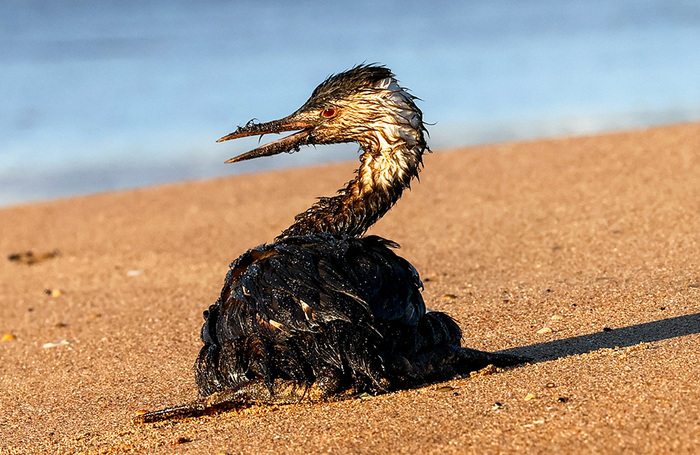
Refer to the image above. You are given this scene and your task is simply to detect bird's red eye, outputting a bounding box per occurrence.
[322,108,337,118]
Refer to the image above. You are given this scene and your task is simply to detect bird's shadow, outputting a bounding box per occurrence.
[498,312,700,363]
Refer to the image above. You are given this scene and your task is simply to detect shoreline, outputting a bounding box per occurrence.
[2,123,699,454]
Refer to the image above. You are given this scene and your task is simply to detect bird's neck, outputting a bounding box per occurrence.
[278,138,426,240]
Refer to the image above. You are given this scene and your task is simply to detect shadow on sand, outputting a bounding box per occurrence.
[499,312,700,363]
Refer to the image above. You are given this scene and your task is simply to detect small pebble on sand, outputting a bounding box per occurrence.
[43,339,74,348]
[435,385,455,392]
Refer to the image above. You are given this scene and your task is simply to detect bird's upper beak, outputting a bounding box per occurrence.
[217,115,315,164]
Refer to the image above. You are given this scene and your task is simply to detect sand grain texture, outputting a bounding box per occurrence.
[1,123,699,454]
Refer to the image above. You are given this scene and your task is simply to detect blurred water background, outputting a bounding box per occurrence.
[2,0,700,207]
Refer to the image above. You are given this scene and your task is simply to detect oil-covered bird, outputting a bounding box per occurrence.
[135,64,527,422]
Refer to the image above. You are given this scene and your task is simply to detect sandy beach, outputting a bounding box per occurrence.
[1,123,699,454]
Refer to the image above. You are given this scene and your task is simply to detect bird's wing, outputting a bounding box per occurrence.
[216,235,424,336]
[215,239,369,339]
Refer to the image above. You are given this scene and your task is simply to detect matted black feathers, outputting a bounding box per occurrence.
[195,235,445,397]
[305,64,396,107]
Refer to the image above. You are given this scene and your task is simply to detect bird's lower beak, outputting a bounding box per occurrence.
[217,117,315,163]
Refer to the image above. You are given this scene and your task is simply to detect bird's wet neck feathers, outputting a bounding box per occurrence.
[278,124,426,240]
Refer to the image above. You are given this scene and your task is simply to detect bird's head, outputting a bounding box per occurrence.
[218,64,427,163]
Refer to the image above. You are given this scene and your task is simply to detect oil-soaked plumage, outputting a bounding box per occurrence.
[135,65,527,423]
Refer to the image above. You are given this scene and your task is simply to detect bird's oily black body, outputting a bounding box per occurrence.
[195,235,464,397]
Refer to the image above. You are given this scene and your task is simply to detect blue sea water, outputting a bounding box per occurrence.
[2,0,700,207]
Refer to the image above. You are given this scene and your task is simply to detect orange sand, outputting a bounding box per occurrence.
[1,123,699,454]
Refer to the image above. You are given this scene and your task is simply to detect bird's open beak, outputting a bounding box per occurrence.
[217,116,315,164]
